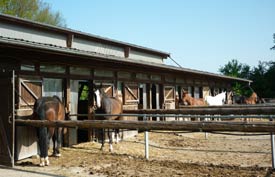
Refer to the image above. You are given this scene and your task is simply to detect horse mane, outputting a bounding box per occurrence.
[205,91,226,106]
[52,95,62,103]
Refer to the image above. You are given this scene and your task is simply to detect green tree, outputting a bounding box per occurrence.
[251,61,275,98]
[0,0,66,27]
[271,33,275,50]
[219,59,251,96]
[220,59,275,98]
[265,61,275,97]
[219,59,250,78]
[249,61,268,98]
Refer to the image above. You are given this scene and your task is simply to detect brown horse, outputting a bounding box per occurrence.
[182,91,206,106]
[32,95,66,166]
[94,88,123,152]
[244,92,258,104]
[233,92,259,104]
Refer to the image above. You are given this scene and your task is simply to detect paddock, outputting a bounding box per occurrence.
[15,104,275,166]
[14,115,275,177]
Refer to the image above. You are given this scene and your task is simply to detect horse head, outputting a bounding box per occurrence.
[226,91,234,104]
[245,92,259,104]
[251,92,259,103]
[182,91,190,104]
[220,91,227,104]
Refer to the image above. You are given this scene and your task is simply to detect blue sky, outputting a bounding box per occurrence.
[44,0,275,73]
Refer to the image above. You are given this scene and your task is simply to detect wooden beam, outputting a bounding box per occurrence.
[66,33,74,48]
[15,119,275,132]
[123,105,275,115]
[124,47,130,58]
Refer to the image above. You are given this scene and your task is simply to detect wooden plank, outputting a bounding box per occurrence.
[15,119,275,132]
[123,106,275,115]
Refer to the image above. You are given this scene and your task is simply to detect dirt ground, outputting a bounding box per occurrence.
[15,131,273,177]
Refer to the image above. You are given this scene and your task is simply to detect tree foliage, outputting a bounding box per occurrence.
[271,33,275,50]
[219,59,250,79]
[250,61,275,98]
[219,59,275,98]
[219,59,251,96]
[0,0,66,27]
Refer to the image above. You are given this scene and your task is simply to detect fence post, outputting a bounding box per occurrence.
[270,116,275,170]
[144,114,149,160]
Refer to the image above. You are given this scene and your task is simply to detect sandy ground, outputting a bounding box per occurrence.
[14,131,274,177]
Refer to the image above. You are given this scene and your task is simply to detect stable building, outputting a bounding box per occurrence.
[0,14,250,167]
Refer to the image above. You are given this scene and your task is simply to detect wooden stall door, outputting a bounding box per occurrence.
[0,70,14,167]
[102,84,114,97]
[163,86,175,110]
[122,83,139,138]
[19,79,42,109]
[16,78,42,160]
[123,83,139,110]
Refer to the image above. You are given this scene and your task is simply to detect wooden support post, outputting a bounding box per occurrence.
[145,131,149,160]
[88,80,95,141]
[63,76,70,147]
[143,115,149,160]
[271,132,275,170]
[270,117,275,170]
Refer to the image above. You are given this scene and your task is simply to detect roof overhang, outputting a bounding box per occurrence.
[0,35,252,84]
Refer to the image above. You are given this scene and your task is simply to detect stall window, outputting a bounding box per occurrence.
[40,64,66,73]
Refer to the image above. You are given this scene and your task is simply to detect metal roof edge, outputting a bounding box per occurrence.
[152,63,252,83]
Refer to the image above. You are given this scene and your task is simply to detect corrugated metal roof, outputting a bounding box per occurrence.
[0,35,252,83]
[0,14,170,58]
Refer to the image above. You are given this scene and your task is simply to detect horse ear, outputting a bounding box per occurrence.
[92,83,97,91]
[100,88,105,94]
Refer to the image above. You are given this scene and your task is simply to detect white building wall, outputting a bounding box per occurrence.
[73,38,125,57]
[0,22,66,47]
[0,20,165,64]
[130,50,163,64]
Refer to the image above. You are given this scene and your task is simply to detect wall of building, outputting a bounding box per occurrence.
[73,38,125,58]
[130,49,164,64]
[0,19,166,64]
[0,22,66,47]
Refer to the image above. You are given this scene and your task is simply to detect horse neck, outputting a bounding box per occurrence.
[184,94,195,105]
[246,92,257,103]
[216,92,226,100]
[251,92,257,99]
